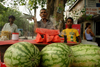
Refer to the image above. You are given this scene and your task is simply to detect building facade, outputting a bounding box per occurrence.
[66,0,100,46]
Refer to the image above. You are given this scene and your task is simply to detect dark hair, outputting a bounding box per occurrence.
[40,8,47,12]
[85,23,91,29]
[66,17,73,23]
[9,15,15,20]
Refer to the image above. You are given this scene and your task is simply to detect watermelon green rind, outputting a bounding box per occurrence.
[4,42,40,67]
[71,44,100,67]
[41,43,73,67]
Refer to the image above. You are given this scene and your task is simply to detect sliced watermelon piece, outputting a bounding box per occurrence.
[45,34,54,43]
[35,28,59,35]
[36,33,44,43]
[52,35,61,42]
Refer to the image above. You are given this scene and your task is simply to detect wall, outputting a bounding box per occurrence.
[68,0,85,24]
[67,0,95,40]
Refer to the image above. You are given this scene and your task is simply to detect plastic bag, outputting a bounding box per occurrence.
[0,36,9,41]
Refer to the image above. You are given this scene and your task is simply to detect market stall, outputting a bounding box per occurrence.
[0,38,77,62]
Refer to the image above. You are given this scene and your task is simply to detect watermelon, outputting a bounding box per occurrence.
[4,42,40,67]
[40,43,73,67]
[71,44,100,67]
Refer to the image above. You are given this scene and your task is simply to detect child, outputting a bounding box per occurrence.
[61,17,81,44]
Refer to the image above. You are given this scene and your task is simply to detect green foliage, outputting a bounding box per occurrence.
[2,0,47,10]
[67,0,76,6]
[28,0,46,10]
[69,8,86,20]
[82,14,93,21]
[0,3,29,31]
[0,0,4,2]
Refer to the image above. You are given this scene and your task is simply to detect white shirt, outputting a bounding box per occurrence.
[2,23,18,33]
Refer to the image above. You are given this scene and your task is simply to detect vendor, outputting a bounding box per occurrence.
[32,8,54,33]
[2,15,18,33]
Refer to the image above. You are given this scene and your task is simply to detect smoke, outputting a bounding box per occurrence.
[49,16,66,36]
[49,16,57,29]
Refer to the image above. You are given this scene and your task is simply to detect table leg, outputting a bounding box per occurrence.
[0,45,11,62]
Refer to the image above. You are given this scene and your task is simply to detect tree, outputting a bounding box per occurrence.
[46,0,67,31]
[1,0,76,31]
[2,0,46,17]
[0,3,30,31]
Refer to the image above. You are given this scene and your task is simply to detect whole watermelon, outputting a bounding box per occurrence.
[4,42,40,67]
[40,43,73,67]
[71,44,100,67]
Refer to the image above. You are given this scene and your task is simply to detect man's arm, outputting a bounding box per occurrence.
[32,17,38,33]
[77,36,81,44]
[75,29,81,44]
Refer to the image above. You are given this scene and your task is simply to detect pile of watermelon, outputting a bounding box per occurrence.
[3,42,100,67]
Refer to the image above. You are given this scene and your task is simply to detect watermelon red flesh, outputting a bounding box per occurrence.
[71,44,100,67]
[35,28,59,35]
[40,43,73,67]
[45,34,54,43]
[4,42,40,67]
[36,33,44,43]
[52,35,61,42]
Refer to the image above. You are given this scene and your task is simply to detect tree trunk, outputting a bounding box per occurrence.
[47,0,55,19]
[47,0,67,31]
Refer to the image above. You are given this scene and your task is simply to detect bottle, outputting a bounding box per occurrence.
[64,31,67,43]
[64,35,67,43]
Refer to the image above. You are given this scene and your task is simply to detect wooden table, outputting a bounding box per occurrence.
[0,39,77,62]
